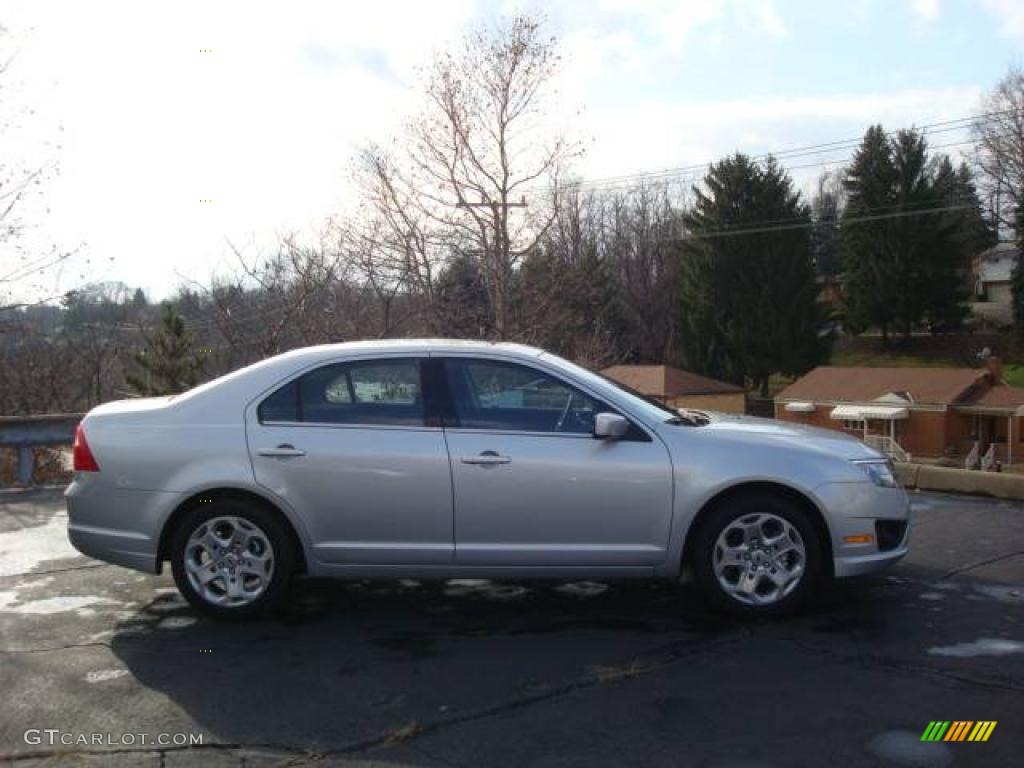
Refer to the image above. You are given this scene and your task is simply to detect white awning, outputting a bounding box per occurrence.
[784,401,816,413]
[830,405,864,421]
[829,405,908,421]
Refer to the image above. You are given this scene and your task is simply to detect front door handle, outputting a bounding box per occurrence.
[258,444,307,458]
[461,451,511,466]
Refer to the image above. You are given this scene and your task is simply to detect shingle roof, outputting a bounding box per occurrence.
[776,366,986,406]
[970,384,1024,409]
[601,365,744,397]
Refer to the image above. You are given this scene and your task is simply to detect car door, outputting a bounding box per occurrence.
[246,355,454,565]
[439,356,674,567]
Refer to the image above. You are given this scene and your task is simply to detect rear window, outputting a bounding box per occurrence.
[258,359,424,427]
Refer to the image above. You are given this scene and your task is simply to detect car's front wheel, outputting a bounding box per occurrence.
[692,493,825,617]
[170,499,294,619]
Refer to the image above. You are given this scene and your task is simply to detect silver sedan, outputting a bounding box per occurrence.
[65,340,910,618]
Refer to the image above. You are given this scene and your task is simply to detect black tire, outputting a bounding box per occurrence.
[691,492,825,618]
[170,497,295,620]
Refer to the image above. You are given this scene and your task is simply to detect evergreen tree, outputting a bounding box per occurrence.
[1013,206,1024,335]
[126,304,205,396]
[435,254,493,338]
[950,161,997,257]
[842,127,984,341]
[810,171,844,277]
[679,154,827,395]
[841,125,899,341]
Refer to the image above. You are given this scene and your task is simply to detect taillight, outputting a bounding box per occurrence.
[73,424,100,472]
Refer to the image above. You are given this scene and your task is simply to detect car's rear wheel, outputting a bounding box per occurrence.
[170,498,294,619]
[692,493,825,617]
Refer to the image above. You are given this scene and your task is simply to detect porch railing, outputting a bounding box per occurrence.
[965,442,980,470]
[981,443,997,471]
[864,435,911,463]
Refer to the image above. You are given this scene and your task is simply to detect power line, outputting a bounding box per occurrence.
[564,110,1009,189]
[548,131,1009,198]
[548,108,1018,193]
[682,202,973,241]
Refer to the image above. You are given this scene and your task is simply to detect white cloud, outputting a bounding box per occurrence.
[746,0,790,38]
[980,0,1024,37]
[910,0,941,23]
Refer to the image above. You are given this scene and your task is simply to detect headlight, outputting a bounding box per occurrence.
[854,459,897,488]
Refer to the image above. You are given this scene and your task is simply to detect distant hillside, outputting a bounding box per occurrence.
[830,333,1024,387]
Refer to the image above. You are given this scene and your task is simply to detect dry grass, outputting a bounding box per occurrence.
[0,446,72,488]
[588,659,647,683]
[383,721,427,744]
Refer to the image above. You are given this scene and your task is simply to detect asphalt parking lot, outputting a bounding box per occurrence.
[0,488,1021,768]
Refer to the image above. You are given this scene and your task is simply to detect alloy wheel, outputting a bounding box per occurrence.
[712,512,806,606]
[183,515,275,607]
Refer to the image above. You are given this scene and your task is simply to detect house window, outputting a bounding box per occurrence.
[842,419,863,431]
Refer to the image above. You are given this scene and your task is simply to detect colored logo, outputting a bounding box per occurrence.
[921,721,996,742]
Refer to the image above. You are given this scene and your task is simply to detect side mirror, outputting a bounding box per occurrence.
[594,412,629,440]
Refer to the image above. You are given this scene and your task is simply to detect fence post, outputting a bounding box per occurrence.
[0,414,84,488]
[17,446,33,486]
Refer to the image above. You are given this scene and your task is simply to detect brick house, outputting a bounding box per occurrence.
[774,358,1024,466]
[601,365,746,414]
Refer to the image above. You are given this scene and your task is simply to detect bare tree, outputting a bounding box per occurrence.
[600,183,685,363]
[972,66,1024,232]
[0,23,70,315]
[356,14,580,338]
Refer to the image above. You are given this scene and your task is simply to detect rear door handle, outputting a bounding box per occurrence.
[258,444,306,458]
[461,451,511,466]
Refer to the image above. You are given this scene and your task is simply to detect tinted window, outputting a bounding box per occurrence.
[444,358,607,434]
[259,359,424,426]
[257,380,298,422]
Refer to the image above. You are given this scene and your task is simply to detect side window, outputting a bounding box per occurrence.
[445,358,608,434]
[259,359,424,427]
[258,380,299,422]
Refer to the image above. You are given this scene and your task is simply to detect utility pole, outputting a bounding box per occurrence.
[452,196,529,338]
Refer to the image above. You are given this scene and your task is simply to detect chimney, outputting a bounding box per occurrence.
[986,355,1004,384]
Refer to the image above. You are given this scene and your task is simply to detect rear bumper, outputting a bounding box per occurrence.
[65,475,180,574]
[67,523,159,572]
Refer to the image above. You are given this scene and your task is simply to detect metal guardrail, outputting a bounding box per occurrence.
[0,413,84,486]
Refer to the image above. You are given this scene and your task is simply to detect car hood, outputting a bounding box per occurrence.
[692,412,884,461]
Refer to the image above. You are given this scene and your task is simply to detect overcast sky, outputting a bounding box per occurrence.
[4,0,1023,301]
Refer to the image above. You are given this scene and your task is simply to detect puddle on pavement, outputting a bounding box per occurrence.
[0,514,81,578]
[0,591,120,616]
[927,637,1024,657]
[867,730,952,768]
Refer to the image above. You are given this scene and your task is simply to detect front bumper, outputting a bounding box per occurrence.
[814,480,911,579]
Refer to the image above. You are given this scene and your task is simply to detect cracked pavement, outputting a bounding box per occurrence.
[0,488,1022,767]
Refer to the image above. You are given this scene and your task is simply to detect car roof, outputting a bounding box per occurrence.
[276,338,546,362]
[171,339,549,410]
